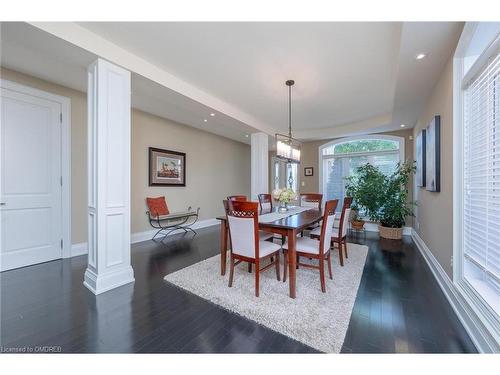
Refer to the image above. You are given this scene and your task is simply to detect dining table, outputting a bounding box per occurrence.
[216,206,323,299]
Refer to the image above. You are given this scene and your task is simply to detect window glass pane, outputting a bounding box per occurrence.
[322,138,399,156]
[324,158,344,202]
[286,163,298,193]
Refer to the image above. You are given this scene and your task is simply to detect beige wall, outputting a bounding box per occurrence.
[413,56,454,278]
[131,110,250,233]
[1,67,251,244]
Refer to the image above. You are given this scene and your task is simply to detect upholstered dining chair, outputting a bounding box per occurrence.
[227,195,247,202]
[257,193,273,213]
[334,196,353,227]
[299,193,323,209]
[226,201,282,297]
[299,193,323,236]
[311,201,351,267]
[282,199,338,293]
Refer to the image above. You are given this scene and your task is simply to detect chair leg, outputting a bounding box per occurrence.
[296,255,300,269]
[283,252,287,282]
[327,252,333,279]
[255,260,260,297]
[248,263,252,273]
[344,239,348,259]
[338,240,344,267]
[228,255,235,287]
[275,253,281,281]
[319,257,326,293]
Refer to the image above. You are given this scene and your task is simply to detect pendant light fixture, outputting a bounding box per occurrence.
[275,80,301,164]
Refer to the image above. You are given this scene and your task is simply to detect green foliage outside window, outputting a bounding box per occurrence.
[333,139,398,155]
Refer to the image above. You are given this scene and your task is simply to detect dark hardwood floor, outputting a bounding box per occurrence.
[0,226,476,353]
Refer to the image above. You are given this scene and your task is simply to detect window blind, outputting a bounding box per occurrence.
[463,50,500,312]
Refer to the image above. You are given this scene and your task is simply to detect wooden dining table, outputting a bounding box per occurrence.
[216,206,323,299]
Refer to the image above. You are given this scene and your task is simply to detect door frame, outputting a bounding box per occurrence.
[1,79,72,259]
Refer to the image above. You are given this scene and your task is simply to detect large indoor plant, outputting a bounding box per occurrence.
[378,161,416,239]
[345,163,386,229]
[345,161,416,239]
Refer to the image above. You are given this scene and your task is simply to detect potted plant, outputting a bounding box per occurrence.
[378,161,416,240]
[272,188,297,213]
[345,163,386,228]
[350,205,366,230]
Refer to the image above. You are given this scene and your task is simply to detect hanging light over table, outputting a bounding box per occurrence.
[275,80,301,164]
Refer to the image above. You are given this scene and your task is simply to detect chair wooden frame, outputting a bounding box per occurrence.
[257,193,273,212]
[284,199,338,292]
[227,195,247,202]
[299,193,323,209]
[312,200,350,266]
[226,201,281,297]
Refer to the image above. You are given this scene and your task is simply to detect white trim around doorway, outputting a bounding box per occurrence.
[0,79,72,259]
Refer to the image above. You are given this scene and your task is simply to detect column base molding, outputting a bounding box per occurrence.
[84,266,135,295]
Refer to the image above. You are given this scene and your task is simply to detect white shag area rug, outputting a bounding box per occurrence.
[164,243,368,353]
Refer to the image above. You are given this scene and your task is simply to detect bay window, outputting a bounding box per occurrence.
[319,135,404,206]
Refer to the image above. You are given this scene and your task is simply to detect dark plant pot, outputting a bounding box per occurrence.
[351,220,365,230]
[378,225,403,240]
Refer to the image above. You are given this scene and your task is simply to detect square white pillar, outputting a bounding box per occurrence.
[251,133,269,200]
[84,58,134,295]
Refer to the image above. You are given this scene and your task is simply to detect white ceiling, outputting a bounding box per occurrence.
[1,21,463,144]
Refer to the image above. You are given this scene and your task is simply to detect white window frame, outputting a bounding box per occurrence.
[453,22,500,352]
[318,134,405,202]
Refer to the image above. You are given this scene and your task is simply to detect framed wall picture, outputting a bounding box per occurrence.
[149,147,186,186]
[416,129,426,187]
[425,115,440,192]
[304,167,314,176]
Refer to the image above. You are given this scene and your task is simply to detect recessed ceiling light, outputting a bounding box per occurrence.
[400,124,406,128]
[244,134,249,138]
[415,53,427,60]
[210,113,215,117]
[203,119,208,122]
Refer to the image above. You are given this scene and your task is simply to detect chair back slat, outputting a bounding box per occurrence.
[319,200,338,254]
[226,201,259,259]
[300,193,323,209]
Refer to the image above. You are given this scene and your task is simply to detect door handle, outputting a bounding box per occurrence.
[0,202,6,205]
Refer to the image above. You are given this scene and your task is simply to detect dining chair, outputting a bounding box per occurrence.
[258,193,273,212]
[227,195,247,202]
[334,196,353,227]
[299,193,323,209]
[311,201,351,266]
[226,201,282,297]
[282,199,338,293]
[299,193,323,236]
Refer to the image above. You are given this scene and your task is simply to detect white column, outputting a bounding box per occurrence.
[84,58,134,295]
[251,132,269,200]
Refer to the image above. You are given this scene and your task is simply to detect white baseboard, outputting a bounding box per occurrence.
[363,222,412,236]
[71,218,220,256]
[130,218,218,244]
[411,229,498,353]
[71,242,88,257]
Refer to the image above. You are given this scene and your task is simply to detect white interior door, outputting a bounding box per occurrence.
[1,87,62,271]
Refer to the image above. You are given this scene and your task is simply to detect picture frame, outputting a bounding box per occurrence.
[149,147,186,186]
[416,129,426,187]
[425,115,440,192]
[304,167,314,177]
